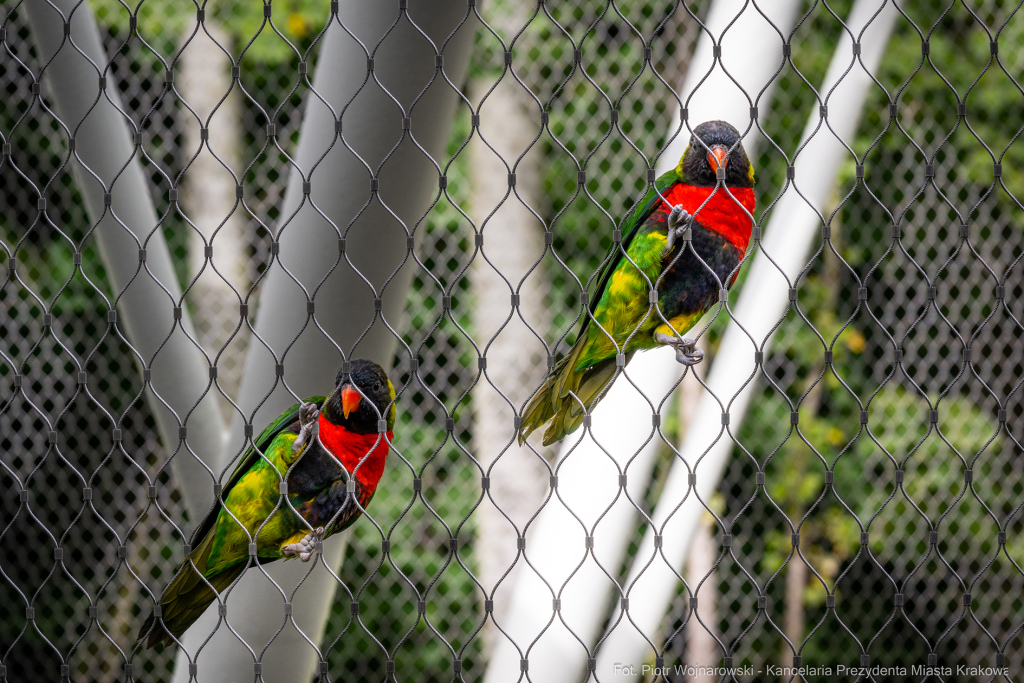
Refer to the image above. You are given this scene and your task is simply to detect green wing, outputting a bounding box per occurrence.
[191,396,326,545]
[568,169,679,357]
[581,169,680,334]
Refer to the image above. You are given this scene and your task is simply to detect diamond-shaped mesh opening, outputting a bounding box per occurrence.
[2,0,1023,681]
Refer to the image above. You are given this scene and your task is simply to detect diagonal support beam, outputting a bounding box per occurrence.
[171,3,475,681]
[482,1,803,681]
[24,0,225,519]
[594,0,899,675]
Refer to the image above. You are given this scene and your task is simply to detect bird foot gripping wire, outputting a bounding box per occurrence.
[282,526,325,562]
[292,402,321,455]
[663,204,693,257]
[655,332,704,366]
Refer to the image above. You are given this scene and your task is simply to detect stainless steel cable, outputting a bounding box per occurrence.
[1,1,1021,681]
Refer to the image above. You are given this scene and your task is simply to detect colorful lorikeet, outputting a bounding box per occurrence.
[139,359,396,648]
[519,120,756,446]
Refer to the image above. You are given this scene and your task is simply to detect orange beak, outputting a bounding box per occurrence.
[707,146,728,173]
[341,385,362,419]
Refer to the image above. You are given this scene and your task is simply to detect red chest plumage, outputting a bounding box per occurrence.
[660,184,756,253]
[317,413,392,495]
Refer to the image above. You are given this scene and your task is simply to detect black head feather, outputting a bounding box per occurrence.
[323,359,396,434]
[679,120,753,188]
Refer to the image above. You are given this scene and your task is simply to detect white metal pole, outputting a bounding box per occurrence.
[594,1,898,677]
[468,77,555,654]
[177,19,250,410]
[172,3,475,682]
[23,0,225,519]
[482,2,802,681]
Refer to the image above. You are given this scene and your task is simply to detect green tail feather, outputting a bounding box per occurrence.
[138,529,244,649]
[519,341,634,446]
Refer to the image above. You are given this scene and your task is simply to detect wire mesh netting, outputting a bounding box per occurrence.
[1,0,1022,681]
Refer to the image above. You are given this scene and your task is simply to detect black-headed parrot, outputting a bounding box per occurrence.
[139,359,396,648]
[520,120,756,446]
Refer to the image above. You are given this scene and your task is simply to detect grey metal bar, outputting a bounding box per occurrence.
[596,0,900,674]
[23,0,225,519]
[171,3,475,680]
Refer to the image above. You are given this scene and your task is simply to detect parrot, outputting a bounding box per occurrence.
[138,359,396,648]
[519,120,756,446]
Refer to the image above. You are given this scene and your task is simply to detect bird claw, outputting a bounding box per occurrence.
[668,204,692,231]
[676,346,704,366]
[663,205,693,257]
[299,402,320,429]
[293,402,320,454]
[655,332,704,366]
[282,526,325,562]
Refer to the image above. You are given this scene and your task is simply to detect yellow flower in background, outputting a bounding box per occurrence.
[845,329,866,354]
[287,12,308,39]
[826,427,845,446]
